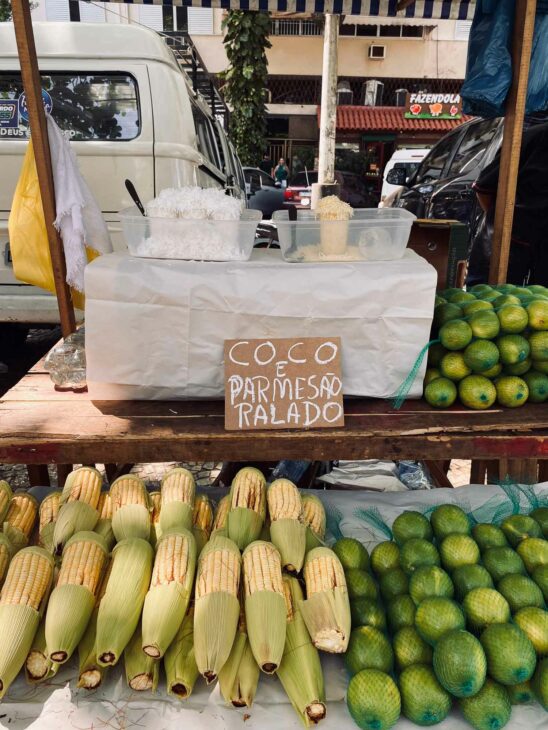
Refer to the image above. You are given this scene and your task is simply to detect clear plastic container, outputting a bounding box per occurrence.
[272,208,416,262]
[119,206,262,261]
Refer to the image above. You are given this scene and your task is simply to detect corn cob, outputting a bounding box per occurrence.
[0,481,13,524]
[243,540,286,674]
[38,491,61,553]
[0,534,13,586]
[3,491,38,553]
[96,537,153,667]
[141,528,196,659]
[227,468,266,550]
[124,624,159,692]
[93,491,115,550]
[45,531,108,664]
[0,546,54,698]
[160,468,195,533]
[149,491,162,545]
[193,495,214,555]
[219,595,260,708]
[194,535,241,683]
[25,616,59,684]
[299,547,351,654]
[164,607,200,700]
[268,479,306,574]
[301,494,326,552]
[53,467,102,554]
[77,558,111,690]
[211,494,230,538]
[278,576,326,726]
[110,475,151,542]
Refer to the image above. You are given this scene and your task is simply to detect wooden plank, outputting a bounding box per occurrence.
[424,461,454,489]
[470,460,487,485]
[489,0,537,284]
[539,460,548,483]
[56,463,72,488]
[11,0,76,336]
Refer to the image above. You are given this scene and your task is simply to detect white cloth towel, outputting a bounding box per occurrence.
[47,116,112,292]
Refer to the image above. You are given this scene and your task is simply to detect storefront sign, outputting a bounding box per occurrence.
[224,337,344,431]
[405,93,462,120]
[0,102,18,129]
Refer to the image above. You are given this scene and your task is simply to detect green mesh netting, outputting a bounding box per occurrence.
[353,506,393,540]
[324,500,344,542]
[391,340,440,410]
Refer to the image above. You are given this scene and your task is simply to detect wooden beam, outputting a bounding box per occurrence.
[11,0,76,337]
[489,0,537,284]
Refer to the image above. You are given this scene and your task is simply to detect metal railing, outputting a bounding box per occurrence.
[269,19,323,36]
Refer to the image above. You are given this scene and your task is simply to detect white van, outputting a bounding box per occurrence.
[379,148,430,208]
[0,22,246,334]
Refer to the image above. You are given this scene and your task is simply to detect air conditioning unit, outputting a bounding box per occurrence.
[368,45,386,60]
[363,80,384,107]
[337,80,354,105]
[395,88,408,106]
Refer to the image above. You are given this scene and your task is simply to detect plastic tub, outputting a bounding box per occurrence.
[119,206,262,261]
[272,208,416,262]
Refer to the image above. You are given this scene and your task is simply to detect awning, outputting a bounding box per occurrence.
[331,105,471,132]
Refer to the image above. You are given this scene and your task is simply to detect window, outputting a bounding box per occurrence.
[290,171,318,187]
[270,19,322,36]
[188,8,213,35]
[191,103,223,172]
[414,131,462,183]
[259,171,276,188]
[394,161,421,179]
[0,73,140,141]
[341,23,425,38]
[447,118,501,176]
[379,25,400,38]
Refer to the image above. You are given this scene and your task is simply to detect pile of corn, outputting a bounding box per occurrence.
[0,467,349,726]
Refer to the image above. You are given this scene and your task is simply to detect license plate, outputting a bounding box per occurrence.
[300,191,311,198]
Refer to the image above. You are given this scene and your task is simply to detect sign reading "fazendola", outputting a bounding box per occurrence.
[404,92,462,120]
[224,337,345,431]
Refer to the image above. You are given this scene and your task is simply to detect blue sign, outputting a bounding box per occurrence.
[0,101,18,129]
[18,89,53,122]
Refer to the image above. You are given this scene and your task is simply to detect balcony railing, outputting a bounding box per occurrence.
[269,19,323,36]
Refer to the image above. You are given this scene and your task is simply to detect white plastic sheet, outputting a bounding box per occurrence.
[85,249,437,400]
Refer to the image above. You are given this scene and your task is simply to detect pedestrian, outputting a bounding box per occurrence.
[273,157,289,188]
[469,121,548,285]
[259,152,273,176]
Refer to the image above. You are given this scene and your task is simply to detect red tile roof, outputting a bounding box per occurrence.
[324,106,471,133]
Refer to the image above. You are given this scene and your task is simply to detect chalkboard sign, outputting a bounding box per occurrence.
[224,337,344,431]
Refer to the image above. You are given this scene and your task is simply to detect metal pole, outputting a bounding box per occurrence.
[318,13,338,186]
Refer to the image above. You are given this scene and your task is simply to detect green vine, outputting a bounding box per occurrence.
[0,0,12,22]
[221,11,271,166]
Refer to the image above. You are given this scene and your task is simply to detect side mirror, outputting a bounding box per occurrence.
[386,168,407,186]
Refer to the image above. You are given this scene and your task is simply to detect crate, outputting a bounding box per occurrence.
[408,219,469,289]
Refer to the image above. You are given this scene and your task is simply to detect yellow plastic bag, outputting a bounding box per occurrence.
[8,140,95,311]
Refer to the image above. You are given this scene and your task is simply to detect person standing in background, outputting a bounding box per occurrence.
[259,152,273,176]
[273,157,289,187]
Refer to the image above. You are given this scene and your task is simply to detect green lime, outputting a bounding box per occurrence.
[387,594,416,634]
[435,295,447,306]
[347,669,401,730]
[424,378,457,408]
[529,331,548,361]
[469,310,501,339]
[459,375,497,409]
[514,286,534,297]
[507,681,535,705]
[472,524,508,552]
[530,508,548,538]
[440,320,473,351]
[495,284,517,293]
[400,538,440,575]
[427,342,448,368]
[523,371,548,403]
[452,565,493,601]
[528,285,548,296]
[469,284,494,294]
[463,300,494,316]
[449,291,476,305]
[497,304,529,334]
[393,626,433,670]
[345,626,393,676]
[392,512,433,546]
[516,536,548,571]
[333,537,369,570]
[500,514,542,547]
[480,623,536,685]
[399,664,452,726]
[433,303,463,330]
[409,566,454,606]
[370,541,400,576]
[532,359,548,374]
[494,294,521,308]
[482,362,503,379]
[433,629,487,698]
[424,368,442,386]
[504,357,531,375]
[533,565,548,601]
[380,568,409,602]
[532,658,548,710]
[440,352,471,381]
[350,599,387,631]
[527,300,548,331]
[477,290,500,303]
[497,335,530,365]
[495,376,529,407]
[458,679,511,730]
[514,607,548,654]
[463,340,500,373]
[483,546,525,582]
[497,574,545,612]
[439,534,480,573]
[462,587,511,631]
[346,569,378,601]
[430,504,470,540]
[415,597,465,646]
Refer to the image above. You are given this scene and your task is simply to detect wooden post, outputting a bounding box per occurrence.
[488,0,537,285]
[11,0,76,337]
[317,13,338,185]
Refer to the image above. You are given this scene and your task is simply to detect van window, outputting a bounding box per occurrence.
[447,118,500,177]
[191,103,222,171]
[414,130,461,184]
[0,73,140,141]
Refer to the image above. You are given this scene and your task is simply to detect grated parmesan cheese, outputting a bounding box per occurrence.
[315,195,354,222]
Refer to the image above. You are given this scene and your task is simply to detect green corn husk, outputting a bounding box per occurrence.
[301,494,326,552]
[0,534,13,586]
[53,502,99,555]
[211,494,231,538]
[219,599,260,708]
[192,495,214,555]
[38,490,62,553]
[268,479,306,574]
[159,468,195,533]
[219,631,247,704]
[165,607,200,700]
[259,518,271,542]
[3,522,28,553]
[110,475,151,542]
[141,528,197,659]
[25,617,59,684]
[124,624,159,692]
[77,556,111,690]
[0,481,13,524]
[194,536,241,683]
[96,537,153,667]
[45,532,109,664]
[94,491,115,550]
[227,468,267,550]
[279,576,326,726]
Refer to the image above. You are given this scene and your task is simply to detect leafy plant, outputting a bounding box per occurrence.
[221,11,271,166]
[0,0,12,21]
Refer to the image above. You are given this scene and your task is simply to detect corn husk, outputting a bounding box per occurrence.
[25,617,59,684]
[124,624,159,692]
[38,491,61,553]
[268,479,306,574]
[53,467,102,554]
[193,495,214,555]
[299,547,350,654]
[0,534,13,586]
[301,495,326,552]
[219,597,259,708]
[279,576,326,726]
[194,535,241,683]
[211,494,230,538]
[94,492,115,550]
[227,468,266,550]
[96,537,153,667]
[159,468,195,533]
[141,528,196,659]
[243,541,286,674]
[149,491,162,545]
[259,518,271,542]
[110,475,151,542]
[45,531,109,664]
[3,491,38,553]
[165,607,200,700]
[77,559,111,690]
[0,481,13,524]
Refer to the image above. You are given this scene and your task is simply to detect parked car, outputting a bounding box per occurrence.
[378,148,429,207]
[283,170,376,209]
[243,167,285,219]
[0,22,246,337]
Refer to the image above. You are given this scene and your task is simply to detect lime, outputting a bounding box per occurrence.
[393,626,433,670]
[433,629,487,698]
[516,536,548,571]
[469,284,494,294]
[533,565,548,601]
[527,300,548,331]
[480,623,536,685]
[477,290,500,303]
[345,626,393,676]
[495,284,517,293]
[347,669,401,730]
[514,607,548,655]
[399,664,452,726]
[333,537,369,570]
[495,376,529,407]
[350,599,387,631]
[494,294,521,308]
[370,541,400,576]
[469,310,501,339]
[463,588,511,632]
[500,514,542,547]
[430,504,470,540]
[529,331,548,361]
[346,569,378,601]
[496,335,530,365]
[504,357,531,375]
[483,546,525,582]
[507,681,535,705]
[532,658,548,709]
[439,534,480,572]
[523,371,548,403]
[463,299,494,316]
[497,304,529,334]
[392,511,433,546]
[530,508,548,537]
[463,340,500,373]
[380,568,409,602]
[433,303,463,330]
[424,378,457,408]
[458,679,511,730]
[532,359,548,374]
[387,594,416,634]
[482,362,503,379]
[528,285,548,296]
[400,538,440,575]
[435,295,447,306]
[497,574,545,612]
[472,524,508,551]
[415,597,465,646]
[409,566,454,606]
[424,368,441,386]
[427,342,449,368]
[439,320,473,351]
[440,352,471,381]
[449,291,476,305]
[452,565,493,601]
[459,375,497,409]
